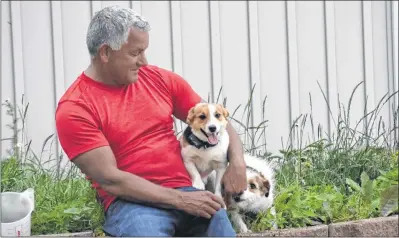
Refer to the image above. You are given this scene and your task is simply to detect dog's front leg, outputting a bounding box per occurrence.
[214,167,227,202]
[184,160,205,190]
[230,210,250,233]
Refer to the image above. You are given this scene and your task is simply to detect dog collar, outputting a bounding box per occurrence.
[183,126,218,149]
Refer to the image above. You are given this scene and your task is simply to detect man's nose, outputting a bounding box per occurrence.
[137,53,148,67]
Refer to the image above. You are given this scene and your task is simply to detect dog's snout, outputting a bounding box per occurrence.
[233,192,243,202]
[208,125,217,132]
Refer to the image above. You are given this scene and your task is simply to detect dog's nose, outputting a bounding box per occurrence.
[233,192,243,202]
[208,125,217,132]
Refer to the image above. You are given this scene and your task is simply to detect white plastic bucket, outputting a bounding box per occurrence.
[1,188,35,237]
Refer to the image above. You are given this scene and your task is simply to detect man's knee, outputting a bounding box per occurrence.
[103,200,178,237]
[208,208,236,236]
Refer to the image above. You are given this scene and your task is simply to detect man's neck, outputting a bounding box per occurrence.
[85,63,120,87]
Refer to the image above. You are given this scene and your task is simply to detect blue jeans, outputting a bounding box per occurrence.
[102,186,236,237]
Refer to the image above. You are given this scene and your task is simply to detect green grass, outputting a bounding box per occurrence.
[1,82,398,235]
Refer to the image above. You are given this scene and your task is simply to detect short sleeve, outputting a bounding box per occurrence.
[157,67,202,122]
[55,101,109,161]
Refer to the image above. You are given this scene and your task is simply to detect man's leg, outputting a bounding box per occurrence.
[176,186,237,237]
[103,199,182,237]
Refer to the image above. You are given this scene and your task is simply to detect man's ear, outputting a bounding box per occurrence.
[186,107,196,125]
[98,44,111,63]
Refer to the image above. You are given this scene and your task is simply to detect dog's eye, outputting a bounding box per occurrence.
[249,183,256,189]
[199,114,206,120]
[215,113,221,118]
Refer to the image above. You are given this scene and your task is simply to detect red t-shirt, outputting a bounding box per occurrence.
[55,65,202,211]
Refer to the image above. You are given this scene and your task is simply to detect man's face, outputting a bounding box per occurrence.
[100,27,149,85]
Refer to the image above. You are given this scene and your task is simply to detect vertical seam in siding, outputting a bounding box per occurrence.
[50,1,66,168]
[91,1,102,18]
[385,1,395,147]
[10,1,26,145]
[285,1,300,148]
[387,0,399,148]
[170,1,183,76]
[393,0,399,148]
[361,0,375,141]
[324,1,339,140]
[209,1,223,103]
[170,1,184,134]
[247,1,265,152]
[130,1,142,15]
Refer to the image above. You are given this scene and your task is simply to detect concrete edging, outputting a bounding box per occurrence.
[238,215,398,237]
[39,215,398,237]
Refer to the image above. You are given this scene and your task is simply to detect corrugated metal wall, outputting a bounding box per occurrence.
[1,1,398,167]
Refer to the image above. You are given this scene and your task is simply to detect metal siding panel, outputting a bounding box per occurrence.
[170,1,184,133]
[180,1,212,101]
[101,1,130,9]
[130,1,142,15]
[247,1,266,152]
[61,1,91,88]
[286,1,301,148]
[393,1,398,105]
[50,1,65,166]
[141,1,173,71]
[257,1,291,153]
[391,0,398,147]
[362,1,376,115]
[209,1,223,103]
[170,1,183,76]
[369,1,393,145]
[91,1,102,18]
[9,1,26,156]
[20,1,57,168]
[324,1,339,138]
[1,1,16,159]
[334,1,366,130]
[218,1,252,146]
[296,1,329,145]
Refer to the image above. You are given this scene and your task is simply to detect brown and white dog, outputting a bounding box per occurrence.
[207,153,277,233]
[180,102,230,200]
[228,154,277,233]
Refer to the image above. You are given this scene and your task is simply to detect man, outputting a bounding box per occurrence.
[55,5,247,237]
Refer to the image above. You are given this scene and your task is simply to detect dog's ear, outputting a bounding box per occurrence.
[186,107,196,125]
[263,180,270,197]
[218,104,230,118]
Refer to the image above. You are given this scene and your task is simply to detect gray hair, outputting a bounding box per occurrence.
[86,5,151,58]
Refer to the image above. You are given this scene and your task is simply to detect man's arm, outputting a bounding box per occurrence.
[72,146,181,209]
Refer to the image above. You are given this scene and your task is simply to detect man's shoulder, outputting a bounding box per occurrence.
[140,65,181,81]
[56,73,96,118]
[58,73,90,104]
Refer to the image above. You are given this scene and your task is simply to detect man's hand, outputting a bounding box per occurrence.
[176,190,226,219]
[222,161,247,208]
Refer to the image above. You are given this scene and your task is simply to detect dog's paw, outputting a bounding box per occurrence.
[193,180,205,190]
[239,228,251,233]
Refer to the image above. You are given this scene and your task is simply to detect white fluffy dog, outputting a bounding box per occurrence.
[207,153,277,233]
